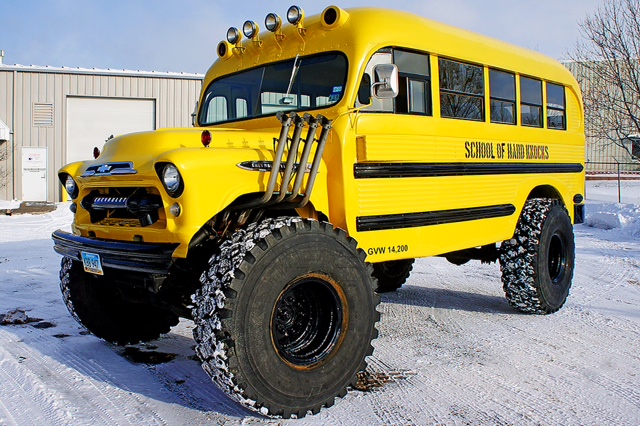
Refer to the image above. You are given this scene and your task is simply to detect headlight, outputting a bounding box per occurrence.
[287,6,304,25]
[226,27,241,44]
[64,175,78,199]
[243,20,258,39]
[162,164,183,197]
[265,13,282,32]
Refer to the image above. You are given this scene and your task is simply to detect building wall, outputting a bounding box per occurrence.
[0,66,202,201]
[563,61,640,172]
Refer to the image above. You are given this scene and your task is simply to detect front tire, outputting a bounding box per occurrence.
[499,198,575,314]
[59,257,179,345]
[192,218,380,418]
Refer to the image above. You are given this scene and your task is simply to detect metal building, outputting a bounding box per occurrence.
[0,62,202,202]
[563,61,640,173]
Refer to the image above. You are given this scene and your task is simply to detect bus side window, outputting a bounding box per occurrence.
[358,48,432,115]
[357,49,394,112]
[546,82,566,130]
[394,50,431,115]
[490,69,516,125]
[439,58,484,121]
[520,76,543,127]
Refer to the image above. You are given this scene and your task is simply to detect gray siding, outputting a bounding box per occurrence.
[564,61,640,172]
[0,66,202,201]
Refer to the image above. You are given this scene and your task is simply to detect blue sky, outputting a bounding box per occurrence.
[2,0,602,73]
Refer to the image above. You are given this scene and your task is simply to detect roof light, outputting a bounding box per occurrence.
[265,13,282,32]
[226,27,242,45]
[243,20,259,39]
[287,6,304,25]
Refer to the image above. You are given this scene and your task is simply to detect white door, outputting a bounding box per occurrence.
[66,97,155,164]
[22,147,47,201]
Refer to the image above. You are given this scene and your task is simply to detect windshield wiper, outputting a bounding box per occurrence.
[280,54,301,105]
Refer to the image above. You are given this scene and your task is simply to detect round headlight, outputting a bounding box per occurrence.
[243,20,258,39]
[226,27,241,44]
[162,164,183,197]
[287,6,303,25]
[265,13,281,32]
[65,175,78,199]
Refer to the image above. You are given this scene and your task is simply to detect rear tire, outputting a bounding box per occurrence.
[499,198,575,314]
[192,217,380,418]
[372,259,415,292]
[59,257,179,345]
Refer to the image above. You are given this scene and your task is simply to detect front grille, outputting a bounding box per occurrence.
[81,187,164,227]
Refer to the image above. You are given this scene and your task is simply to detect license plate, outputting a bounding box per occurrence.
[81,251,104,275]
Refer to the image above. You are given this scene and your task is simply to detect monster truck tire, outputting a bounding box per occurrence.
[192,217,380,419]
[372,259,415,292]
[60,257,179,345]
[499,198,575,314]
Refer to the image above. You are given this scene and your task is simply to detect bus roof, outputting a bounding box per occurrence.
[205,6,577,89]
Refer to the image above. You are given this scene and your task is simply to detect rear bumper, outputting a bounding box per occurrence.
[52,230,177,274]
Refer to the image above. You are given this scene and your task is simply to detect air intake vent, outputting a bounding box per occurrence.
[33,103,54,127]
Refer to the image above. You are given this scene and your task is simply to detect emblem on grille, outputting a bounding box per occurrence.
[81,162,138,177]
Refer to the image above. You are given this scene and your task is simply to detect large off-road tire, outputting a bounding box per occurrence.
[499,198,575,314]
[372,259,415,292]
[60,257,179,345]
[192,217,380,419]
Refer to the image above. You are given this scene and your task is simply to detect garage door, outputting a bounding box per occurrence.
[66,97,155,164]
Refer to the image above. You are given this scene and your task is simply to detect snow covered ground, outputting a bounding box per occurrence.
[0,181,639,425]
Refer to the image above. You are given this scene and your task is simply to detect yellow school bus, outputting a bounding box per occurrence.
[53,5,585,419]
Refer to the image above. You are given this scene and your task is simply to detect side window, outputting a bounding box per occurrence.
[358,48,394,112]
[439,58,484,121]
[358,48,431,115]
[206,96,228,123]
[546,82,566,130]
[520,76,543,127]
[394,50,431,115]
[489,69,516,124]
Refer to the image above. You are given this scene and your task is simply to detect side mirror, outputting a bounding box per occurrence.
[371,64,399,99]
[358,73,372,105]
[191,101,199,127]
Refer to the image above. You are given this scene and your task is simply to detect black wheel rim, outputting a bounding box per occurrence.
[548,233,567,283]
[272,274,345,368]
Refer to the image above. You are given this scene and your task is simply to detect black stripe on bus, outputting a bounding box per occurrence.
[356,204,516,232]
[354,163,584,179]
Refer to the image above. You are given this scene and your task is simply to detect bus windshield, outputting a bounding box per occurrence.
[199,52,348,125]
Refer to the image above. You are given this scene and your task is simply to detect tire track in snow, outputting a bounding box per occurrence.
[0,327,229,425]
[0,330,78,425]
[382,255,640,425]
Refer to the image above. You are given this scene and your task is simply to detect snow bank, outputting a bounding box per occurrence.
[585,202,640,236]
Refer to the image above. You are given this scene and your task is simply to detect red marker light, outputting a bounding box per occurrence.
[201,130,212,147]
[93,147,101,159]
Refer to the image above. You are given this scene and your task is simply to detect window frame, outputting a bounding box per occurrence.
[358,47,432,116]
[519,75,543,128]
[489,68,516,125]
[438,57,485,122]
[546,81,566,131]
